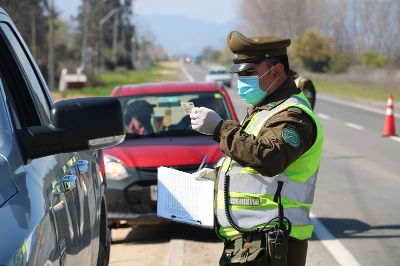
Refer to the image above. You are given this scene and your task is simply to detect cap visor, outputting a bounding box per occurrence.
[229,63,256,73]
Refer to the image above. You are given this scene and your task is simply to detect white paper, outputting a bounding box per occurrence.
[181,102,195,115]
[157,167,214,228]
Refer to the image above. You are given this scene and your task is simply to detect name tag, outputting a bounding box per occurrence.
[229,197,260,206]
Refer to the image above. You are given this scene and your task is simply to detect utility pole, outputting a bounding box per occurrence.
[112,14,119,67]
[99,7,120,71]
[48,0,55,90]
[131,25,137,70]
[78,0,91,74]
[31,9,37,59]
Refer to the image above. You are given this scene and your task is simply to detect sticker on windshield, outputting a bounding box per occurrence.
[181,102,195,115]
[214,93,222,99]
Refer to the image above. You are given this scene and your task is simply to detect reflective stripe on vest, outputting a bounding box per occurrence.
[215,92,323,240]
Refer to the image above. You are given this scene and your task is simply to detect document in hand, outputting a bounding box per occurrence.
[157,167,214,228]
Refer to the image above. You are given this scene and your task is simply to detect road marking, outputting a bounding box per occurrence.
[345,122,364,130]
[318,113,331,120]
[311,213,361,266]
[168,239,185,266]
[389,136,400,143]
[181,63,195,82]
[319,94,400,119]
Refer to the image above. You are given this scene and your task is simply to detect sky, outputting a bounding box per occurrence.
[56,0,240,24]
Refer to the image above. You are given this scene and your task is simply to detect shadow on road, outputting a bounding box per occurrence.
[310,217,400,240]
[111,222,221,245]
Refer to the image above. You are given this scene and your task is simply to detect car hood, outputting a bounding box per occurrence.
[103,135,223,168]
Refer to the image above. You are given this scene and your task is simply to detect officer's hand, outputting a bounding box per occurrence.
[192,168,216,181]
[190,107,222,135]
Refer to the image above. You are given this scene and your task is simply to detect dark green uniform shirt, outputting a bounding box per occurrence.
[213,78,317,177]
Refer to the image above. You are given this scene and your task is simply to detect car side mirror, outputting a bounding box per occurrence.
[17,97,125,162]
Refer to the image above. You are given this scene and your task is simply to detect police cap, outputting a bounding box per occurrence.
[227,31,291,73]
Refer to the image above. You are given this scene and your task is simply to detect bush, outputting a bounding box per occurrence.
[290,29,336,72]
[360,51,388,68]
[329,53,351,73]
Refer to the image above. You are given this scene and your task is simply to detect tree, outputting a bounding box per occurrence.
[201,46,221,62]
[290,29,336,72]
[239,0,400,66]
[0,0,49,63]
[76,0,135,71]
[239,0,329,38]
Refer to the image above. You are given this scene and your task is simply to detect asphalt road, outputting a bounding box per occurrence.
[183,62,400,265]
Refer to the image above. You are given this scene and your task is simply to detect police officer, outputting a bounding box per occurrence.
[289,69,317,110]
[190,31,324,266]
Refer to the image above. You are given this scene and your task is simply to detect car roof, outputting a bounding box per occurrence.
[209,66,228,71]
[113,81,225,97]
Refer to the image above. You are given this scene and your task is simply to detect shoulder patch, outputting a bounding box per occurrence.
[282,126,300,148]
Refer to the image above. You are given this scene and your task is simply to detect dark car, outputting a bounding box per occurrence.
[104,82,238,227]
[0,8,125,265]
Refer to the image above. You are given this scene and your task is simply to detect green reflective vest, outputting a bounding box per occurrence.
[215,92,323,240]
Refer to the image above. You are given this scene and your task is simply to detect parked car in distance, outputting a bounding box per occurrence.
[194,56,203,65]
[104,82,238,228]
[205,67,232,88]
[0,8,125,266]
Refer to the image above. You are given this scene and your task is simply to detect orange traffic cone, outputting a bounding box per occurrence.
[383,94,397,136]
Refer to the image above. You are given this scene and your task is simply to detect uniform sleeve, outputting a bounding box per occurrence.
[214,107,316,177]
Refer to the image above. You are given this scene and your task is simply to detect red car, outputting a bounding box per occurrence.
[104,82,238,227]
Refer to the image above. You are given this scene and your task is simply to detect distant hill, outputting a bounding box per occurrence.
[134,14,241,57]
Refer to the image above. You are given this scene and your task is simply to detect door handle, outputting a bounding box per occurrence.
[76,160,89,175]
[53,175,78,193]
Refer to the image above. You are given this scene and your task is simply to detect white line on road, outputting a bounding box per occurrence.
[181,63,195,82]
[319,94,400,119]
[311,212,361,266]
[345,122,364,130]
[168,239,185,266]
[318,113,331,120]
[389,136,400,143]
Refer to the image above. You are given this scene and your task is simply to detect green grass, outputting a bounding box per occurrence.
[313,78,400,102]
[63,64,178,97]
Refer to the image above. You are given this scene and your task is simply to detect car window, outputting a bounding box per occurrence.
[118,92,231,137]
[0,23,51,123]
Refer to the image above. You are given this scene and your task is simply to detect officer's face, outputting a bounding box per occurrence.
[238,60,276,92]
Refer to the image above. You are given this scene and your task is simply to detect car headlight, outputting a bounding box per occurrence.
[104,155,129,180]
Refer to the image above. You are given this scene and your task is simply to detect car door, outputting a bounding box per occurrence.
[0,21,87,265]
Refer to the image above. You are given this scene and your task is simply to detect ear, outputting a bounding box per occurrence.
[274,63,285,75]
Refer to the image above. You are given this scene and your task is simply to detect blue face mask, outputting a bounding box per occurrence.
[237,66,275,105]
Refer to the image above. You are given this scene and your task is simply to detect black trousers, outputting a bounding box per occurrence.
[287,238,308,266]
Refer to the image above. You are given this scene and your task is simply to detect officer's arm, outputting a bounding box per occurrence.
[213,108,316,177]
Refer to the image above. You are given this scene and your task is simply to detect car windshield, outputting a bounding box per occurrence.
[209,70,228,75]
[118,91,231,137]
